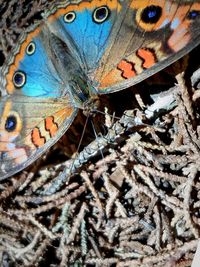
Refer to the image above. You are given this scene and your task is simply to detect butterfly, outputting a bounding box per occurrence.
[0,0,200,180]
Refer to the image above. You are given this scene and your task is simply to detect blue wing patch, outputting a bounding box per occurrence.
[48,3,118,71]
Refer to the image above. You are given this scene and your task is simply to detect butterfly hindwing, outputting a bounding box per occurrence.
[89,0,200,93]
[0,95,77,180]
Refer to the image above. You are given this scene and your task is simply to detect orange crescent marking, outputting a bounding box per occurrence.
[31,128,46,148]
[117,60,136,79]
[137,48,156,69]
[45,116,58,137]
[1,101,12,125]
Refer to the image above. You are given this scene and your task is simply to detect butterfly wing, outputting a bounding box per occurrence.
[47,0,200,93]
[0,96,77,180]
[46,0,120,71]
[92,0,200,93]
[0,24,81,180]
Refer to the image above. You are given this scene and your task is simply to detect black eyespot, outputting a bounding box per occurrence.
[93,6,110,24]
[13,71,26,88]
[5,115,17,132]
[26,42,36,55]
[64,12,76,23]
[188,10,200,20]
[141,5,162,24]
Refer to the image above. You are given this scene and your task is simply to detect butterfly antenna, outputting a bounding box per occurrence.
[90,117,105,165]
[69,113,90,175]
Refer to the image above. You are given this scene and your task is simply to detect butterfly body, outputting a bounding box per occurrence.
[1,0,200,179]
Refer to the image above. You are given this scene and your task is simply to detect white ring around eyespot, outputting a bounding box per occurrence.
[26,42,36,55]
[13,71,26,88]
[64,11,76,23]
[93,6,110,23]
